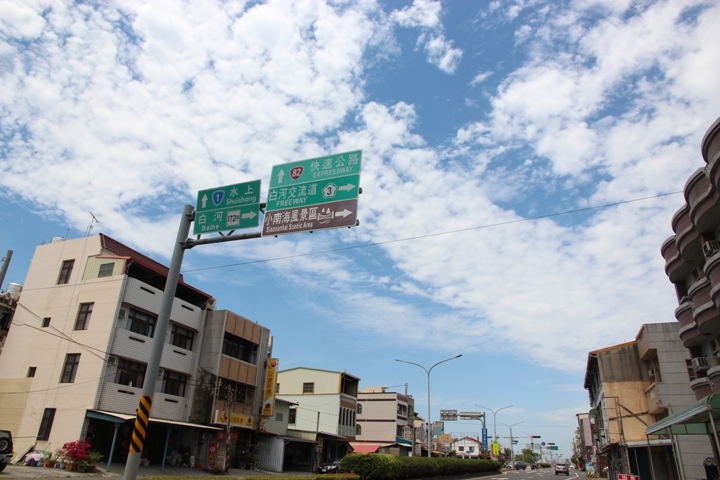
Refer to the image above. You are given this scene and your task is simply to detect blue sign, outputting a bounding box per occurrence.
[482,428,488,451]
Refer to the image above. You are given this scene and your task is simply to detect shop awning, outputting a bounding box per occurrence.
[87,410,222,431]
[349,443,391,453]
[645,393,720,435]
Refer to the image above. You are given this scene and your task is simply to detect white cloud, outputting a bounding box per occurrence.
[423,33,462,74]
[391,0,442,28]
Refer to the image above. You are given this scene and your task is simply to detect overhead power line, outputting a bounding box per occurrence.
[184,191,682,274]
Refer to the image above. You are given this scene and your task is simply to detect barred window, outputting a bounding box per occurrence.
[126,308,156,338]
[162,370,188,397]
[98,263,114,277]
[171,324,195,350]
[115,358,146,388]
[60,354,80,383]
[74,303,94,330]
[58,260,74,284]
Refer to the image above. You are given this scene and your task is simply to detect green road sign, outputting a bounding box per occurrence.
[550,446,558,450]
[265,174,359,211]
[266,150,362,212]
[194,180,261,234]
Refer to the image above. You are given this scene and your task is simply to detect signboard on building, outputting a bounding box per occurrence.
[439,434,452,444]
[482,428,488,452]
[262,358,279,417]
[262,151,362,236]
[618,475,640,480]
[214,410,255,429]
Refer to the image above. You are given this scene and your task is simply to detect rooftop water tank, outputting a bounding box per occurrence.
[7,283,22,301]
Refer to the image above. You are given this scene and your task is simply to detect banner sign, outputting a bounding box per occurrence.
[262,358,279,416]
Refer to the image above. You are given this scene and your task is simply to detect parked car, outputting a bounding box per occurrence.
[319,458,341,474]
[0,430,13,473]
[555,463,570,475]
[515,461,527,470]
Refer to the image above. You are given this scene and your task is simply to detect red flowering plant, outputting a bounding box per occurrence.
[58,440,92,463]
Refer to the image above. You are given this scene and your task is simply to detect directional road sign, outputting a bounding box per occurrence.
[263,150,362,236]
[194,180,261,234]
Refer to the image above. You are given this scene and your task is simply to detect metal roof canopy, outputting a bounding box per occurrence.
[645,393,720,435]
[88,409,223,431]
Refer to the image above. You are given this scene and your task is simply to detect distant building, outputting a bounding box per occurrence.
[276,366,359,471]
[353,386,414,455]
[449,436,482,459]
[584,323,710,480]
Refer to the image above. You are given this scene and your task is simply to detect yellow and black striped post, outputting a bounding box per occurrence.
[130,396,153,454]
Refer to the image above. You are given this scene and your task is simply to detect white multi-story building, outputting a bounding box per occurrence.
[354,386,414,455]
[276,367,359,471]
[0,234,271,469]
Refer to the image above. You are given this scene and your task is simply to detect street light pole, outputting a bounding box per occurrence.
[396,355,462,457]
[498,421,523,464]
[475,404,513,454]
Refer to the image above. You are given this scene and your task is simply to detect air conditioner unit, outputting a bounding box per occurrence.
[692,356,710,372]
[157,368,165,377]
[703,240,720,258]
[118,308,127,320]
[648,368,655,378]
[107,356,118,366]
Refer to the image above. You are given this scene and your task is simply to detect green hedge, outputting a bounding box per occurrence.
[339,454,501,480]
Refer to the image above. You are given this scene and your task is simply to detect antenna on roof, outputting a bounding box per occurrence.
[86,212,100,237]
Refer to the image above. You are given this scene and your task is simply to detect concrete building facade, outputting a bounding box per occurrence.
[276,367,359,470]
[0,234,271,470]
[584,323,709,480]
[652,116,720,472]
[354,386,414,455]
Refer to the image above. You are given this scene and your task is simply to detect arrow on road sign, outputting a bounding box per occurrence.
[339,183,356,192]
[242,211,257,219]
[335,209,353,218]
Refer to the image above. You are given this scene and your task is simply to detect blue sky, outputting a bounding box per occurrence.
[2,0,720,460]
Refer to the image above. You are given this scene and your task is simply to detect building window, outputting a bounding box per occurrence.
[712,336,720,367]
[162,370,188,397]
[37,408,56,441]
[74,303,94,330]
[458,446,464,452]
[42,317,51,328]
[57,259,74,284]
[356,424,361,435]
[217,379,255,407]
[289,407,296,424]
[126,308,156,338]
[170,324,194,350]
[60,353,80,383]
[221,333,258,363]
[275,412,284,422]
[276,383,280,394]
[27,366,36,377]
[357,403,362,414]
[98,263,114,277]
[687,359,697,381]
[303,382,314,394]
[115,358,146,388]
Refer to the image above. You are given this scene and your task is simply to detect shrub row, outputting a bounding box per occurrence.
[340,454,501,480]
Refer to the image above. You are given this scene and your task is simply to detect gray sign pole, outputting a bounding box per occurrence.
[123,204,194,480]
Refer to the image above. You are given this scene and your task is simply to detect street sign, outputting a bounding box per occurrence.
[550,446,558,450]
[460,411,484,420]
[263,151,362,236]
[262,199,358,236]
[440,410,458,421]
[194,180,261,234]
[482,428,488,451]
